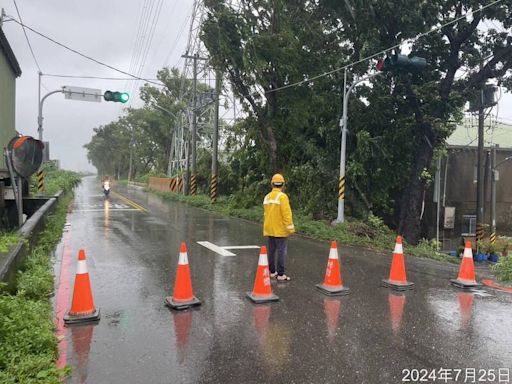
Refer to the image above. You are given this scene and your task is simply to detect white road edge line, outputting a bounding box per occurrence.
[197,241,237,257]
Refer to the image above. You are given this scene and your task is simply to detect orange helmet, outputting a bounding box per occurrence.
[271,173,285,185]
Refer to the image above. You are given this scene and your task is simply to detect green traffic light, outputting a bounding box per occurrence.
[103,90,130,103]
[119,92,130,103]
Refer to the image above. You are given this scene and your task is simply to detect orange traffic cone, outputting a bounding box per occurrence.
[165,243,201,310]
[246,246,279,303]
[382,236,414,290]
[64,249,100,324]
[316,241,350,295]
[450,241,482,289]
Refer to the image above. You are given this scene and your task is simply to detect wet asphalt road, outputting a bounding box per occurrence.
[55,176,512,384]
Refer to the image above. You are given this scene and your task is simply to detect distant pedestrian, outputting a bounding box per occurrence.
[263,173,295,281]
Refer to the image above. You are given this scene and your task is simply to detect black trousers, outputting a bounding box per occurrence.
[267,236,288,275]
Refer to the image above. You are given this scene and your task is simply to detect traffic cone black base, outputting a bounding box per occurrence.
[246,292,279,304]
[64,309,100,325]
[165,296,201,310]
[382,279,414,291]
[316,284,350,296]
[450,279,482,290]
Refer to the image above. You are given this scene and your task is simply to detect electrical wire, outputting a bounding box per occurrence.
[12,0,41,72]
[223,0,505,99]
[43,73,161,81]
[5,16,164,86]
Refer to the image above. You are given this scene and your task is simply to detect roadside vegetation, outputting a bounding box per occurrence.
[0,168,80,383]
[148,188,454,263]
[30,162,82,195]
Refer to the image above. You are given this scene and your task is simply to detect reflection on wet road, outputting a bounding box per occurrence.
[56,176,512,384]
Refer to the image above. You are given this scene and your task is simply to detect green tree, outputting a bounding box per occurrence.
[323,0,512,243]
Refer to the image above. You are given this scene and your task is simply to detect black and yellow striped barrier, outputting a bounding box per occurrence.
[476,223,485,242]
[190,174,197,196]
[490,232,497,245]
[170,177,177,192]
[37,170,44,192]
[210,174,218,203]
[178,177,184,193]
[338,176,345,200]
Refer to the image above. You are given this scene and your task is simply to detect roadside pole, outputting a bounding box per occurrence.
[335,69,382,223]
[476,93,485,245]
[210,72,221,203]
[490,145,496,245]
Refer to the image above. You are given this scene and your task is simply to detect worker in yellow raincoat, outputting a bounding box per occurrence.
[263,173,295,281]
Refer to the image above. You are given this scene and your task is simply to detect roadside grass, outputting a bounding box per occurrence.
[0,232,21,253]
[492,256,512,282]
[30,162,81,195]
[1,169,79,383]
[148,188,454,263]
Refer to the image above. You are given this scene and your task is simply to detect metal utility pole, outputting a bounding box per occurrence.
[490,145,497,245]
[476,90,485,244]
[335,69,382,223]
[182,53,207,195]
[210,72,221,203]
[38,72,42,141]
[38,88,64,143]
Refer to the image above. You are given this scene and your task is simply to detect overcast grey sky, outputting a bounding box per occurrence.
[2,1,512,172]
[2,0,193,172]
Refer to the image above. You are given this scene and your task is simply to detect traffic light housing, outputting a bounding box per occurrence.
[376,54,426,72]
[103,90,130,103]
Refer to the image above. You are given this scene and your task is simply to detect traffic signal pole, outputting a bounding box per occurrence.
[335,69,382,223]
[38,88,65,142]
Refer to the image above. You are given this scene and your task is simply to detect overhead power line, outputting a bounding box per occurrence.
[225,0,505,99]
[42,73,161,81]
[12,0,42,72]
[5,16,164,87]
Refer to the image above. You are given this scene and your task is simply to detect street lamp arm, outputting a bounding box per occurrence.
[38,88,64,141]
[151,101,178,119]
[494,156,512,170]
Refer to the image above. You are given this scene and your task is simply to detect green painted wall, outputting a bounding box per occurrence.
[0,51,16,170]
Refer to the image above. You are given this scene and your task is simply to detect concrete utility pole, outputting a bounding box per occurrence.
[476,90,485,244]
[182,53,207,195]
[210,72,221,203]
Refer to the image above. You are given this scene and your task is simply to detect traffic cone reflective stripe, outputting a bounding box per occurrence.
[64,249,100,324]
[316,241,350,296]
[450,241,482,289]
[165,242,201,310]
[382,236,414,291]
[246,246,279,303]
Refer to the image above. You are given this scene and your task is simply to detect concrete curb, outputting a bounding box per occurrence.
[0,191,63,288]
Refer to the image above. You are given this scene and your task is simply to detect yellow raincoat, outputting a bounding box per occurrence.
[263,188,295,237]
